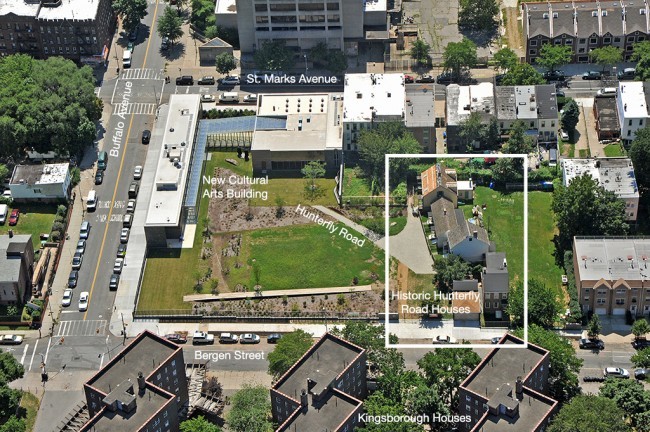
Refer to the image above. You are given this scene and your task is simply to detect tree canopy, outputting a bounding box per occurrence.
[443,38,477,81]
[633,41,650,81]
[551,173,629,253]
[417,348,480,409]
[501,63,546,86]
[587,314,602,339]
[600,378,650,429]
[589,46,623,71]
[157,6,184,44]
[0,352,25,425]
[630,126,650,201]
[226,384,273,432]
[632,347,650,368]
[632,318,650,339]
[113,0,148,33]
[410,39,431,65]
[561,99,580,133]
[507,279,560,328]
[493,47,518,73]
[459,0,499,32]
[215,52,237,75]
[433,255,472,292]
[0,55,102,159]
[267,329,313,379]
[180,416,221,432]
[536,44,573,72]
[548,395,631,432]
[253,40,295,71]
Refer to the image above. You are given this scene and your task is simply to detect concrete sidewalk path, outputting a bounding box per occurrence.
[388,198,434,274]
[184,285,372,302]
[312,205,384,249]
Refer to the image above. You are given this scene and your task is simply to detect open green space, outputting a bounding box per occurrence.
[343,166,373,196]
[389,216,407,236]
[0,204,57,237]
[20,391,40,432]
[527,191,564,293]
[224,224,384,290]
[603,143,626,157]
[210,150,253,177]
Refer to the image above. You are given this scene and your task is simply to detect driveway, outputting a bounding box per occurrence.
[389,201,435,274]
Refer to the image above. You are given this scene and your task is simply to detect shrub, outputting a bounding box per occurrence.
[51,221,65,233]
[563,251,583,323]
[56,205,67,217]
[6,305,19,316]
[70,167,81,186]
[50,230,61,241]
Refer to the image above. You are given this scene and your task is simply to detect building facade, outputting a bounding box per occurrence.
[617,81,650,146]
[0,234,34,305]
[0,0,115,64]
[9,163,71,202]
[481,252,509,319]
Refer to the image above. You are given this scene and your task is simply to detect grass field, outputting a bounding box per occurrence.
[223,224,384,290]
[527,191,564,292]
[0,204,57,237]
[578,149,590,158]
[343,167,373,196]
[603,143,626,157]
[20,392,40,432]
[389,216,407,236]
[250,177,337,206]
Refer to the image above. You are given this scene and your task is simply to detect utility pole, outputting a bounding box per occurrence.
[121,313,127,345]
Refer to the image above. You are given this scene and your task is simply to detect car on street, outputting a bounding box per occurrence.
[78,291,89,311]
[109,273,120,290]
[128,182,139,198]
[618,67,636,81]
[76,240,86,254]
[68,270,78,288]
[436,73,454,85]
[634,368,650,380]
[61,289,73,307]
[633,339,650,349]
[543,70,566,81]
[404,75,414,83]
[583,71,602,80]
[79,221,91,239]
[127,199,136,214]
[243,94,258,103]
[8,209,19,226]
[141,129,151,144]
[192,331,215,345]
[94,170,104,185]
[117,243,127,257]
[134,165,143,180]
[198,76,215,85]
[434,335,458,344]
[164,333,188,344]
[0,334,23,345]
[267,333,282,344]
[128,26,138,41]
[176,76,194,85]
[221,75,240,85]
[161,37,169,50]
[201,94,216,103]
[604,367,630,378]
[554,89,565,97]
[219,333,239,343]
[415,74,435,83]
[2,189,11,199]
[120,228,130,244]
[579,338,605,350]
[114,257,124,274]
[559,129,569,140]
[127,42,134,52]
[495,74,506,85]
[72,252,83,270]
[239,333,261,344]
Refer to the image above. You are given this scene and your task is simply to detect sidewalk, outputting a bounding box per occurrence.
[312,205,384,248]
[184,285,372,302]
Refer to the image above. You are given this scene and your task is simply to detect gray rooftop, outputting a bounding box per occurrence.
[10,163,69,186]
[600,1,625,36]
[526,5,552,38]
[535,85,559,119]
[575,7,600,37]
[202,36,232,48]
[448,219,489,249]
[561,157,639,199]
[404,84,435,128]
[486,252,508,274]
[0,235,32,283]
[430,199,462,237]
[453,280,479,291]
[496,87,516,120]
[573,236,650,282]
[594,97,619,132]
[278,390,360,432]
[475,387,557,432]
[625,1,649,34]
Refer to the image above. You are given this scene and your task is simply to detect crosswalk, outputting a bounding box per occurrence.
[120,68,165,81]
[56,320,108,337]
[112,102,157,115]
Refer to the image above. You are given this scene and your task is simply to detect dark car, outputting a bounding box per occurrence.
[117,243,127,258]
[582,71,602,80]
[618,67,636,81]
[495,74,506,85]
[404,75,414,83]
[176,75,194,85]
[543,70,566,81]
[68,270,78,288]
[94,170,104,185]
[267,333,282,344]
[635,368,650,380]
[8,209,19,226]
[415,74,435,83]
[633,339,650,349]
[198,76,216,85]
[128,26,138,42]
[554,89,566,98]
[436,73,454,85]
[579,338,605,350]
[491,336,503,344]
[141,129,151,144]
[128,182,139,198]
[109,273,120,290]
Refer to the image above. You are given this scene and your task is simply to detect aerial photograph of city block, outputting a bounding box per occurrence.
[1,0,650,431]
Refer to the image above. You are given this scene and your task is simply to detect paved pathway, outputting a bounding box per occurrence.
[184,285,372,302]
[312,205,384,248]
[388,198,435,274]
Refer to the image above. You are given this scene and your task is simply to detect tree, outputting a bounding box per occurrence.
[548,395,631,432]
[561,98,580,133]
[491,157,521,184]
[358,392,425,432]
[308,42,329,65]
[301,161,326,201]
[507,279,560,328]
[632,318,650,339]
[514,325,583,403]
[226,384,273,432]
[157,6,184,45]
[632,348,650,368]
[504,120,534,155]
[325,50,348,74]
[0,416,25,432]
[493,47,518,73]
[267,329,313,379]
[331,321,401,371]
[433,255,472,292]
[215,52,237,75]
[0,352,25,384]
[536,44,572,72]
[484,117,500,149]
[180,416,222,432]
[633,41,650,81]
[253,40,295,71]
[458,111,485,151]
[587,314,602,339]
[112,0,148,33]
[501,63,546,86]
[0,164,8,184]
[552,174,629,253]
[630,127,650,199]
[589,46,623,72]
[404,383,451,430]
[443,38,477,81]
[600,378,650,428]
[0,385,21,418]
[459,0,499,31]
[417,349,481,409]
[410,39,431,65]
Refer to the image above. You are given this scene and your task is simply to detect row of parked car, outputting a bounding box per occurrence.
[162,331,283,345]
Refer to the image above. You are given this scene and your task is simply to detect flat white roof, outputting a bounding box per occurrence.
[514,85,537,120]
[36,0,101,21]
[343,73,405,122]
[562,157,639,199]
[618,82,649,118]
[457,180,473,191]
[10,163,69,185]
[0,0,39,17]
[364,0,387,11]
[215,0,236,14]
[145,95,201,227]
[573,237,650,282]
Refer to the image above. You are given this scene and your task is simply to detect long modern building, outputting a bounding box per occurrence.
[0,0,115,64]
[573,236,650,317]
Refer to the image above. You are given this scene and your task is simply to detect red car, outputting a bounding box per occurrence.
[8,209,19,226]
[404,75,414,83]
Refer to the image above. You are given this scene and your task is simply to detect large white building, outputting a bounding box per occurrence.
[342,73,405,151]
[9,163,71,202]
[617,81,650,146]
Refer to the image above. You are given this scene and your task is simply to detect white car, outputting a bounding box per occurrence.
[76,240,86,254]
[120,228,130,243]
[559,129,569,140]
[434,335,458,344]
[133,165,143,180]
[127,199,136,214]
[0,334,23,345]
[2,189,11,199]
[200,94,216,103]
[243,94,258,103]
[114,257,124,274]
[604,367,630,378]
[61,289,73,307]
[78,291,89,311]
[221,75,240,85]
[239,333,261,344]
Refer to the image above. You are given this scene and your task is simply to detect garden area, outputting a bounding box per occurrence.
[0,204,59,238]
[603,143,626,157]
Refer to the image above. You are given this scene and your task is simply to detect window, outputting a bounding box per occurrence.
[579,38,587,43]
[541,121,546,127]
[628,130,632,136]
[327,2,339,10]
[584,296,590,301]
[603,37,611,43]
[590,37,598,44]
[530,40,538,46]
[565,39,572,45]
[630,119,633,126]
[529,49,537,55]
[641,119,644,126]
[628,36,635,42]
[616,298,625,305]
[551,121,555,127]
[614,37,621,42]
[597,298,606,304]
[494,302,499,308]
[578,48,586,53]
[466,395,472,402]
[554,39,562,45]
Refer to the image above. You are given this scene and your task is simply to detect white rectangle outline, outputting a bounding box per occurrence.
[384,153,528,349]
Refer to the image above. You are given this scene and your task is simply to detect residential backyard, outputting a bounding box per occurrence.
[0,204,57,237]
[603,143,626,157]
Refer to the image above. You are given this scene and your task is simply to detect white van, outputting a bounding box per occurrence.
[86,190,97,212]
[596,87,616,97]
[122,50,132,68]
[219,92,239,103]
[0,204,7,224]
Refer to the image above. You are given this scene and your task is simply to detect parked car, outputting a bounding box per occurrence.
[68,270,78,288]
[79,221,91,239]
[109,273,120,290]
[161,37,169,50]
[198,76,215,85]
[219,333,239,343]
[117,243,127,257]
[404,75,415,83]
[113,257,124,274]
[192,331,215,345]
[583,71,602,80]
[76,240,86,254]
[415,74,435,83]
[632,339,650,349]
[141,129,151,144]
[634,368,650,380]
[604,367,630,378]
[164,333,188,344]
[434,335,457,344]
[543,70,566,81]
[0,335,23,345]
[134,165,143,180]
[94,170,104,185]
[128,26,138,41]
[201,94,216,103]
[495,74,506,85]
[61,289,73,307]
[559,129,569,140]
[8,209,19,226]
[176,76,194,85]
[127,199,136,214]
[72,252,83,270]
[2,189,11,199]
[618,67,636,81]
[221,75,240,85]
[128,182,139,198]
[120,228,130,244]
[243,94,258,103]
[579,338,604,350]
[239,333,261,344]
[267,333,282,344]
[554,90,565,98]
[127,42,134,52]
[78,291,89,311]
[436,73,454,85]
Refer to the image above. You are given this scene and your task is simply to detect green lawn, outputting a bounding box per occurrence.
[527,191,564,293]
[250,178,337,206]
[578,149,590,158]
[20,392,40,432]
[603,143,625,157]
[343,166,373,196]
[224,224,384,290]
[0,204,57,237]
[389,216,407,236]
[210,150,253,177]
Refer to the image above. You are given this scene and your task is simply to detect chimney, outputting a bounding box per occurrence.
[137,371,146,394]
[443,208,447,215]
[503,258,507,268]
[473,230,478,239]
[516,376,523,395]
[300,389,308,409]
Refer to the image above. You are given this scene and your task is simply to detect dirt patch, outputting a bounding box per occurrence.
[504,7,525,55]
